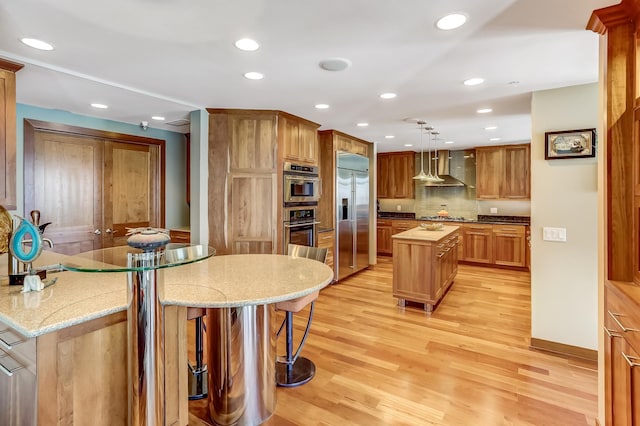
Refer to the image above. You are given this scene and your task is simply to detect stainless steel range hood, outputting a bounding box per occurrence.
[423,150,470,187]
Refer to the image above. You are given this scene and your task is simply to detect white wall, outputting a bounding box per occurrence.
[189,109,209,245]
[530,83,598,349]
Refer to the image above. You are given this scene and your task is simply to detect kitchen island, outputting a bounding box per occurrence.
[0,250,333,426]
[392,225,459,312]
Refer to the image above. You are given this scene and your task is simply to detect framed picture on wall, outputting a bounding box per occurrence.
[544,128,596,160]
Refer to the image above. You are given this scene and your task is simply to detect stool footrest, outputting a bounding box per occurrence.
[188,363,208,400]
[276,357,315,387]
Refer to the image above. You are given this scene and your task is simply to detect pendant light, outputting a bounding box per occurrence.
[431,131,444,182]
[412,121,429,181]
[423,127,439,182]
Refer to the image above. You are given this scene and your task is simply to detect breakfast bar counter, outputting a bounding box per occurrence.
[0,249,333,426]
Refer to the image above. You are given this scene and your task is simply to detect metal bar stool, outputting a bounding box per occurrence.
[275,244,328,387]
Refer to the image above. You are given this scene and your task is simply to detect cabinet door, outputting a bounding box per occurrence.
[493,225,526,267]
[230,115,276,172]
[0,66,19,210]
[376,226,392,254]
[391,153,415,199]
[298,121,318,165]
[503,145,530,199]
[463,225,493,263]
[476,147,503,199]
[376,155,392,198]
[317,231,335,276]
[230,175,275,254]
[282,117,301,162]
[605,329,640,426]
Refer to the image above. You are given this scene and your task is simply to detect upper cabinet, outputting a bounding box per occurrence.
[377,151,415,199]
[476,144,530,200]
[0,58,23,210]
[280,113,320,166]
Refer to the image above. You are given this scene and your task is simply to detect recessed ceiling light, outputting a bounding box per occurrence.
[436,13,468,30]
[490,138,501,142]
[508,80,520,87]
[20,37,54,51]
[477,108,493,114]
[464,78,485,86]
[385,135,395,139]
[244,72,264,80]
[404,144,413,147]
[90,103,108,109]
[152,116,165,121]
[234,38,259,51]
[315,104,330,109]
[380,93,397,99]
[357,122,369,127]
[445,141,454,144]
[484,126,498,130]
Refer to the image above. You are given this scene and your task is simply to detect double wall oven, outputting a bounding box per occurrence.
[283,162,320,252]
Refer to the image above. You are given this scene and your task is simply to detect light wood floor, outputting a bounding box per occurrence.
[188,257,597,425]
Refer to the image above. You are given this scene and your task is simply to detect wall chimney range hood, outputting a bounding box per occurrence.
[423,150,467,187]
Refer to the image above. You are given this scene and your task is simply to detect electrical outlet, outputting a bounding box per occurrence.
[396,205,402,211]
[542,227,567,242]
[490,207,498,214]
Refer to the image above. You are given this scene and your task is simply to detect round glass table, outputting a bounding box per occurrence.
[61,244,215,426]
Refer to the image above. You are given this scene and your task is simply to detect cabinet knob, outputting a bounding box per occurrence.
[105,228,118,234]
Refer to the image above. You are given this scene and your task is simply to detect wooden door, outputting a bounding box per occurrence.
[282,116,301,162]
[493,225,526,267]
[28,132,103,255]
[298,121,318,165]
[463,224,493,263]
[103,141,161,247]
[476,147,503,199]
[376,154,391,198]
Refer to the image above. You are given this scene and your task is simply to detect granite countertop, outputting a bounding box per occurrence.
[391,225,459,242]
[378,212,530,226]
[0,251,333,337]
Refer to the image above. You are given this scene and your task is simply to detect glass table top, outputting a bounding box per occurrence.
[60,244,216,273]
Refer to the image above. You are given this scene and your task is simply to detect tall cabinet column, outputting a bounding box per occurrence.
[0,58,23,210]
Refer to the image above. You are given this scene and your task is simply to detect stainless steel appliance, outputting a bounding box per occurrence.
[336,153,370,280]
[283,206,319,251]
[283,162,320,206]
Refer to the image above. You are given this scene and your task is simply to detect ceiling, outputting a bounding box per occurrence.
[0,0,616,153]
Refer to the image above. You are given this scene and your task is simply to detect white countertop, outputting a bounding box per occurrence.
[0,251,333,337]
[391,225,459,242]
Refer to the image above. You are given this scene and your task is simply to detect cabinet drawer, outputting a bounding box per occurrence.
[493,225,525,235]
[377,219,392,227]
[317,231,335,247]
[606,283,640,352]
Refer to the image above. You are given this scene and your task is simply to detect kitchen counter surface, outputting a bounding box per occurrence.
[378,212,530,226]
[0,251,333,337]
[391,225,459,242]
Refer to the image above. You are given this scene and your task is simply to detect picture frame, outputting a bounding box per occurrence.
[544,128,596,160]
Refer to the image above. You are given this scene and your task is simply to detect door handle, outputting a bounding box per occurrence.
[93,229,102,235]
[105,228,118,234]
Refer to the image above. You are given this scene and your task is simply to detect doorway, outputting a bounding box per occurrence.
[23,119,165,255]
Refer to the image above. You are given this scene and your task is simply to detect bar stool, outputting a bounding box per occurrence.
[275,244,328,387]
[187,307,207,399]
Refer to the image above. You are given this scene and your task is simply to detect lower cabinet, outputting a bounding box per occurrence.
[605,281,640,425]
[0,307,188,426]
[317,230,336,280]
[376,219,392,255]
[169,228,191,244]
[462,224,493,264]
[492,225,526,267]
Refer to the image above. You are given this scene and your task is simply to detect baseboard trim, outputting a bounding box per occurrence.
[530,337,597,362]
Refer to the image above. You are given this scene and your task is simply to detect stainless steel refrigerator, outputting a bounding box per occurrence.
[336,152,370,281]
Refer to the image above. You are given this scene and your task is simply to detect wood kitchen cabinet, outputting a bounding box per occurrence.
[461,223,493,264]
[170,228,190,244]
[0,58,23,210]
[317,230,336,280]
[280,113,320,166]
[377,151,415,199]
[376,219,393,255]
[492,224,526,267]
[604,282,640,426]
[476,144,530,200]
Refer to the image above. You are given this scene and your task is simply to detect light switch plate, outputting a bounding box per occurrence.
[542,227,567,242]
[490,207,498,214]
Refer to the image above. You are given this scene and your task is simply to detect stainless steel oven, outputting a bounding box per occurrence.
[283,207,319,251]
[283,162,320,206]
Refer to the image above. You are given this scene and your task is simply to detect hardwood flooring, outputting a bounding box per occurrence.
[188,257,597,425]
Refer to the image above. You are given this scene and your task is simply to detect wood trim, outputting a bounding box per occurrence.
[56,310,127,341]
[0,57,24,73]
[587,1,640,34]
[529,337,598,362]
[318,128,372,146]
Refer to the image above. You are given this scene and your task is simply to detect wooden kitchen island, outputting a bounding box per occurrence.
[392,225,459,312]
